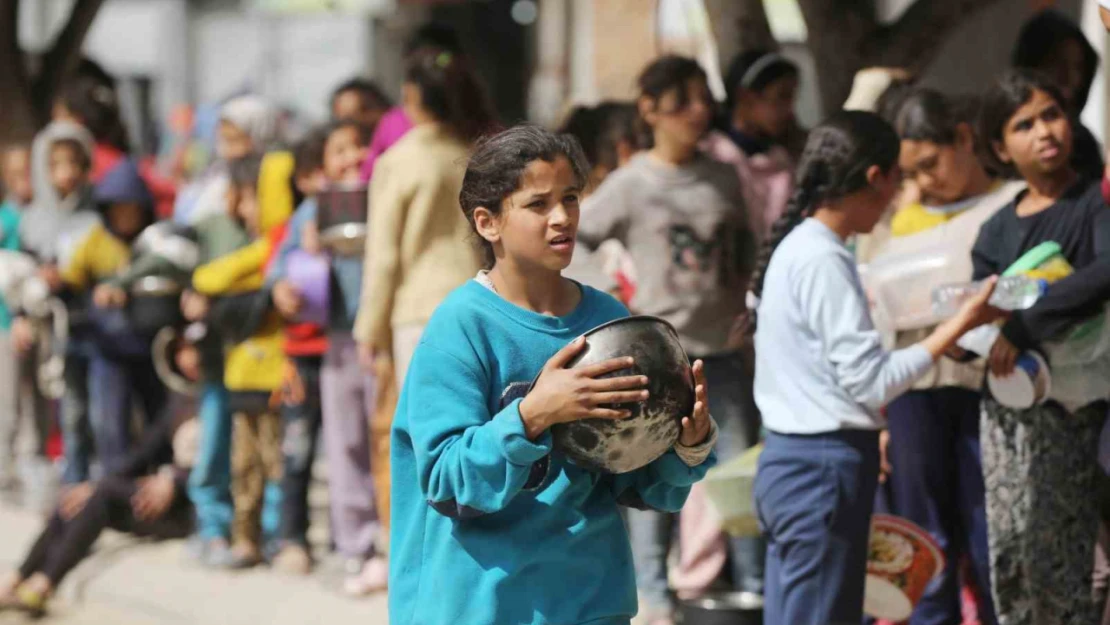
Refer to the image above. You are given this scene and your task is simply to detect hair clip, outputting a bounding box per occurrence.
[435,51,453,69]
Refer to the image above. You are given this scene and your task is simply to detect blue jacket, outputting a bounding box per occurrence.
[389,280,714,625]
[267,197,363,331]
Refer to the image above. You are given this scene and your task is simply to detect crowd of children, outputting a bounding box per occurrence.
[0,9,1109,625]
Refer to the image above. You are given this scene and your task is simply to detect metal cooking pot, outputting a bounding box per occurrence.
[319,223,367,257]
[317,183,368,257]
[677,593,763,625]
[129,276,185,336]
[549,316,693,474]
[133,223,199,271]
[152,326,200,397]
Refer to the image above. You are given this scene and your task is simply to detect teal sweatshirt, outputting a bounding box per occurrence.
[0,200,23,329]
[389,279,715,625]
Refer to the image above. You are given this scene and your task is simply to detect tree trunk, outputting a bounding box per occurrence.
[0,0,105,145]
[796,0,1008,114]
[0,0,37,143]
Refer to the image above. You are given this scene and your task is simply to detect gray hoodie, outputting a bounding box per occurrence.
[21,121,100,265]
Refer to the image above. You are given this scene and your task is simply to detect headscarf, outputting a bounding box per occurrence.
[219,95,283,152]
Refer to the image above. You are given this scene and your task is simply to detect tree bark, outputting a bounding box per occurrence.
[796,0,1008,113]
[0,0,105,145]
[0,0,37,143]
[32,0,106,117]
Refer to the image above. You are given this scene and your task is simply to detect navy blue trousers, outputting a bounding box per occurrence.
[884,388,996,625]
[755,429,879,625]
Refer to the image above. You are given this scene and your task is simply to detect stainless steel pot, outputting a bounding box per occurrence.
[550,316,693,474]
[129,276,185,335]
[676,593,763,625]
[320,222,367,257]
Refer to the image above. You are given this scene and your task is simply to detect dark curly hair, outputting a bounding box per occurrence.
[459,125,589,268]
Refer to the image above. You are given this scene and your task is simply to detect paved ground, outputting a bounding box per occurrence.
[0,503,388,625]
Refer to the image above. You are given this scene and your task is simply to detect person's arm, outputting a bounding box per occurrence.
[109,401,175,478]
[106,255,182,291]
[353,157,410,352]
[406,342,553,520]
[58,228,98,293]
[576,175,630,251]
[191,239,269,296]
[1001,207,1110,348]
[265,200,315,287]
[797,255,994,411]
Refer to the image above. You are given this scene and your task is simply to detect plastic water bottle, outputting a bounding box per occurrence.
[932,275,1048,317]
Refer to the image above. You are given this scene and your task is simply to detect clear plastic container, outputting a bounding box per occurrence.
[931,275,1047,318]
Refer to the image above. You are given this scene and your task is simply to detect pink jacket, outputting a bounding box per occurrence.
[359,107,414,183]
[701,130,794,243]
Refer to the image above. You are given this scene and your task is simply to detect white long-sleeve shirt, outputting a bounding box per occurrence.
[754,218,933,434]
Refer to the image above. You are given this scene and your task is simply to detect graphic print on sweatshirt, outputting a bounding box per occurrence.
[663,218,750,295]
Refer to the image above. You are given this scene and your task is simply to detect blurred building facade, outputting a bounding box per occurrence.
[15,0,1104,152]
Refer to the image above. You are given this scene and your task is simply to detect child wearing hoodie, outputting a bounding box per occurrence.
[59,158,168,478]
[191,151,294,567]
[17,122,100,485]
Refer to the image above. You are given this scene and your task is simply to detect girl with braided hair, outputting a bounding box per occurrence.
[750,111,1003,625]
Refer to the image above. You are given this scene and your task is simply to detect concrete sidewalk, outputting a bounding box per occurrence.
[0,503,388,625]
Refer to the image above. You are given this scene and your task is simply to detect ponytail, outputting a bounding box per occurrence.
[746,110,900,320]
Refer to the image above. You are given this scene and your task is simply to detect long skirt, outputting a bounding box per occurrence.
[981,398,1106,625]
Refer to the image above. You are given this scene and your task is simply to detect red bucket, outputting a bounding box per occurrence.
[864,514,945,621]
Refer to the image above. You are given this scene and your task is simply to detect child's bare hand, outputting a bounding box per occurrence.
[38,265,62,293]
[10,317,34,354]
[519,336,648,440]
[679,360,711,446]
[180,290,210,321]
[989,335,1021,377]
[272,280,302,319]
[93,284,127,308]
[302,222,321,255]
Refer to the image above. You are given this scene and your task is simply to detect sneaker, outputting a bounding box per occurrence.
[271,544,313,575]
[229,542,263,570]
[343,556,388,597]
[202,538,237,569]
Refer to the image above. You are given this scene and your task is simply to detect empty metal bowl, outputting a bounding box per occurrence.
[319,223,367,257]
[677,592,764,625]
[550,315,693,474]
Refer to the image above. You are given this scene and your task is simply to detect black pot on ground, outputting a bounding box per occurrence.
[549,315,693,474]
[676,593,763,625]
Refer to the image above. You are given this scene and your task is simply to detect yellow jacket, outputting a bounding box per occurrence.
[353,124,482,352]
[61,225,131,291]
[193,151,294,393]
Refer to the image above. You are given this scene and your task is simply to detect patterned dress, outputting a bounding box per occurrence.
[981,398,1107,625]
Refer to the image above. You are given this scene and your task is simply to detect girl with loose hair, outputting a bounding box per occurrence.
[388,124,716,625]
[750,110,1000,625]
[972,69,1110,624]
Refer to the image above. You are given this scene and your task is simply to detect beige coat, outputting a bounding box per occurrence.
[354,123,481,352]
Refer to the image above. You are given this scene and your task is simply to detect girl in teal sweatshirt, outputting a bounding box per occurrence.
[388,125,718,625]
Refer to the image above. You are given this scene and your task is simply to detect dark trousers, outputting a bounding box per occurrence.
[17,475,191,586]
[88,353,168,477]
[755,429,879,625]
[279,356,322,547]
[61,344,92,484]
[885,388,996,625]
